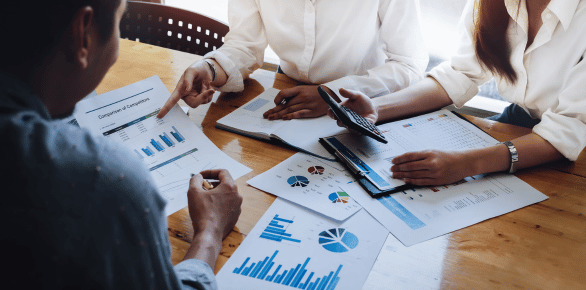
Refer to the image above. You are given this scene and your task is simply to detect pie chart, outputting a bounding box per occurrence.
[318,228,359,253]
[328,192,350,204]
[308,165,325,175]
[287,175,310,187]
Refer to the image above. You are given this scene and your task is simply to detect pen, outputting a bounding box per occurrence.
[190,173,215,190]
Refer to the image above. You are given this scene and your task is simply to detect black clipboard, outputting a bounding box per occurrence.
[318,138,415,198]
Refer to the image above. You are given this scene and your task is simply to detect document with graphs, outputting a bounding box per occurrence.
[74,76,251,215]
[320,109,548,246]
[247,152,362,221]
[216,198,387,290]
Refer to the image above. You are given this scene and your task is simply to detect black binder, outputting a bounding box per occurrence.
[318,137,415,198]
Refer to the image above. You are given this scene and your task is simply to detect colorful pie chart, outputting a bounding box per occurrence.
[287,175,310,187]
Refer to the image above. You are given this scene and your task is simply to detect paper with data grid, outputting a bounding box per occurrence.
[74,76,251,215]
[247,152,362,221]
[328,109,499,191]
[216,198,387,290]
[341,174,547,246]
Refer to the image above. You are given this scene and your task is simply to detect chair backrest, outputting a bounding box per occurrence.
[120,1,229,55]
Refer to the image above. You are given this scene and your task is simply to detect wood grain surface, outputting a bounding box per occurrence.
[97,40,586,290]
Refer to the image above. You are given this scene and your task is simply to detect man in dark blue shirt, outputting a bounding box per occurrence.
[0,1,242,289]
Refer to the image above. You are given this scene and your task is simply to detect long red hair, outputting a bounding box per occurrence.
[473,0,517,83]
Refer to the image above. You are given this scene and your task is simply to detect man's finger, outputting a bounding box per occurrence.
[188,173,204,192]
[199,169,233,182]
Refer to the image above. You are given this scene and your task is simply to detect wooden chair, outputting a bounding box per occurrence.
[120,1,228,55]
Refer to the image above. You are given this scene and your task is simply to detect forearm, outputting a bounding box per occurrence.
[182,231,223,269]
[374,77,453,123]
[467,133,565,176]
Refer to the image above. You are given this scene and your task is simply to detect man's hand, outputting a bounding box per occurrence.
[187,169,242,240]
[391,150,473,186]
[157,60,216,118]
[263,85,332,120]
[327,88,378,127]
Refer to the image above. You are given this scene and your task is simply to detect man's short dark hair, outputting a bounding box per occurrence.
[0,0,122,69]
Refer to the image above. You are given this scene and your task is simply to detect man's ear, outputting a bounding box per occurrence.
[71,6,95,69]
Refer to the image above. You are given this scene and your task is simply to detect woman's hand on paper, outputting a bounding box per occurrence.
[391,150,472,186]
[263,85,331,120]
[327,88,378,127]
[157,60,216,118]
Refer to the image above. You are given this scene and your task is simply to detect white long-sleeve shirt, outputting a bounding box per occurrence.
[428,0,586,161]
[204,0,428,99]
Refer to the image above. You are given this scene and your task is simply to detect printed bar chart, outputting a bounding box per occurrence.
[150,139,164,152]
[260,215,301,243]
[134,149,144,160]
[232,250,343,290]
[159,132,175,147]
[170,126,185,142]
[141,146,154,156]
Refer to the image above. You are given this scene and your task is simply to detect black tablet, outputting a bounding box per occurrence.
[317,86,387,143]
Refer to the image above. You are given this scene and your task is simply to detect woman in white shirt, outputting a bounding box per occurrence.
[332,0,586,186]
[157,0,428,119]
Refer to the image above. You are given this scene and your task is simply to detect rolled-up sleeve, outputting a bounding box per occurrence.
[324,0,428,99]
[426,0,492,107]
[533,52,586,161]
[203,0,267,92]
[174,259,218,290]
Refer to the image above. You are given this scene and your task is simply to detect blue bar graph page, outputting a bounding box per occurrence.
[72,76,252,216]
[216,198,388,290]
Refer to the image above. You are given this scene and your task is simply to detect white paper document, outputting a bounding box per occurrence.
[74,76,251,215]
[216,88,345,159]
[216,198,388,290]
[326,110,499,191]
[342,174,548,246]
[247,153,362,221]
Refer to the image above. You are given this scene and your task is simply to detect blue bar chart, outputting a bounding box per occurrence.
[170,126,185,142]
[159,132,175,147]
[135,127,187,158]
[141,146,154,156]
[232,250,342,290]
[260,215,301,243]
[151,139,165,152]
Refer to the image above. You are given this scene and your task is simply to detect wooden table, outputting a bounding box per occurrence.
[97,39,586,290]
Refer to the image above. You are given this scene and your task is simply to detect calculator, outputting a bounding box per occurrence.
[317,86,387,144]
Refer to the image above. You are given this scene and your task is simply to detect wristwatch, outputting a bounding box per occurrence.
[499,141,518,173]
[203,59,217,82]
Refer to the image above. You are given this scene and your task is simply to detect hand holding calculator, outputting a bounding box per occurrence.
[317,86,388,144]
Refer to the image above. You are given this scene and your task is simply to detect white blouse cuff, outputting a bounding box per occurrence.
[203,50,245,92]
[532,110,586,161]
[426,61,479,108]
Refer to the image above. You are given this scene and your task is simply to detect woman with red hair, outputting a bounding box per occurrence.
[333,0,586,186]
